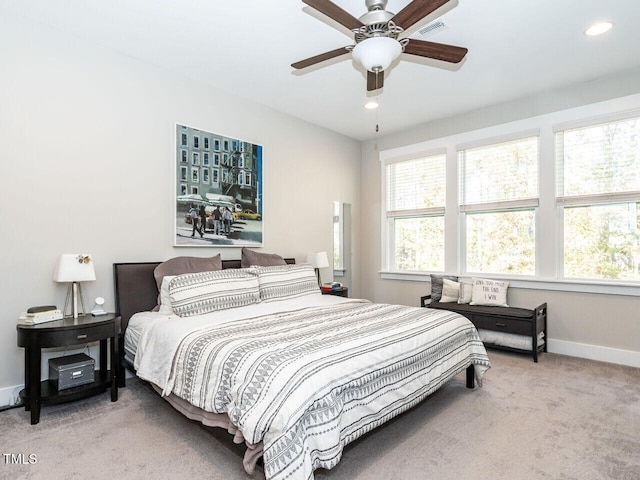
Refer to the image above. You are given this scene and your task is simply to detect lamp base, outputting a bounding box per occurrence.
[63,282,87,318]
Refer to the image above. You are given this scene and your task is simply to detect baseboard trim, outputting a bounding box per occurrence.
[0,384,24,410]
[547,339,640,368]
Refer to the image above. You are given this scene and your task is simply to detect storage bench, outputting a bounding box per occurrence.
[421,296,547,362]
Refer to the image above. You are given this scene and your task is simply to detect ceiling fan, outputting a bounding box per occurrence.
[291,0,468,91]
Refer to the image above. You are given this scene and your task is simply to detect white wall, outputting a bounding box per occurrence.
[0,12,361,404]
[359,69,640,367]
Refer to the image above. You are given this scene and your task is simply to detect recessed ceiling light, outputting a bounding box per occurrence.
[584,22,613,36]
[365,100,379,110]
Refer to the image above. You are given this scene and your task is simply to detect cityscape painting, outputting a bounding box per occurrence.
[174,124,263,247]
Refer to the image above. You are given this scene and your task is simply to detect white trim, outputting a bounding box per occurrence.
[547,339,640,368]
[455,128,541,152]
[379,270,640,296]
[552,107,640,133]
[380,146,446,163]
[0,384,23,409]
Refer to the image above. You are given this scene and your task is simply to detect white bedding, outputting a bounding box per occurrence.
[126,296,490,480]
[128,294,353,393]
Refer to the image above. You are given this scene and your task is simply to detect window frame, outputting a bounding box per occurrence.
[457,132,540,277]
[382,148,448,273]
[554,112,640,282]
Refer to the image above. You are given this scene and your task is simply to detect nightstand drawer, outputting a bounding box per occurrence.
[39,323,116,348]
[472,315,531,336]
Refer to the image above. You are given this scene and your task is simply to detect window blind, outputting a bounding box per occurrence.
[386,153,446,217]
[459,136,539,212]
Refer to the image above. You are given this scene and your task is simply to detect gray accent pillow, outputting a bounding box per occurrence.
[429,274,459,302]
[153,254,222,295]
[241,248,287,268]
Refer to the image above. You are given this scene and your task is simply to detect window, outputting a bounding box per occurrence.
[214,139,220,151]
[556,116,640,281]
[203,152,210,166]
[380,98,640,294]
[180,166,187,182]
[180,184,187,195]
[204,137,209,150]
[193,136,199,149]
[212,169,218,184]
[458,135,539,276]
[191,167,199,183]
[192,152,199,165]
[214,153,220,166]
[181,133,187,147]
[202,168,209,184]
[385,151,446,271]
[181,150,187,163]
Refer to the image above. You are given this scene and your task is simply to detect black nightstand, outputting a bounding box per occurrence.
[16,313,120,424]
[321,287,348,298]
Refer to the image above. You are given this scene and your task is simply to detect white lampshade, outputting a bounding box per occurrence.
[307,252,330,269]
[53,254,96,282]
[352,36,402,72]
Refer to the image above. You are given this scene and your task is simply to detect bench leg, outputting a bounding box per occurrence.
[466,365,475,389]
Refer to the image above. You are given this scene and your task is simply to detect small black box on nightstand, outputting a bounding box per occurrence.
[49,353,95,390]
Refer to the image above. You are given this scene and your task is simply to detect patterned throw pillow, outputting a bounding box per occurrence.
[169,270,260,317]
[469,278,509,307]
[252,264,320,302]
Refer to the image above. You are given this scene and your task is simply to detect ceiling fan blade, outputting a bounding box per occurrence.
[291,46,351,69]
[403,39,467,63]
[367,70,385,91]
[392,0,451,30]
[302,0,364,30]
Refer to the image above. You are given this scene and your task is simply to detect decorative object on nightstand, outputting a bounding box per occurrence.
[53,254,96,319]
[307,251,329,287]
[91,296,107,316]
[321,286,349,298]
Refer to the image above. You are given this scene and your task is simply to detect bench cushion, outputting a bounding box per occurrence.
[428,301,534,319]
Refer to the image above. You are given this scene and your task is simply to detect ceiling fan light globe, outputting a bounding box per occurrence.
[352,37,402,72]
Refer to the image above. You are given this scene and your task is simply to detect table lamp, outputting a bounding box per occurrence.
[53,254,96,319]
[307,251,329,287]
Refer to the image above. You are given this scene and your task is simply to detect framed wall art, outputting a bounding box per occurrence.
[174,124,263,247]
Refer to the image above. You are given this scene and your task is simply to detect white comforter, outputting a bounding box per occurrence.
[127,296,490,480]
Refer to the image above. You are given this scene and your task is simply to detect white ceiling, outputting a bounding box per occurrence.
[3,0,640,141]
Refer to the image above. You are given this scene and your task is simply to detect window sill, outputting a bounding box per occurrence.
[379,271,640,297]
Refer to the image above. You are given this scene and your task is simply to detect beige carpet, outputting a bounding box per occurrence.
[1,351,639,480]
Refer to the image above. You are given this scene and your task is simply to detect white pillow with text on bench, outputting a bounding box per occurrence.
[469,278,509,307]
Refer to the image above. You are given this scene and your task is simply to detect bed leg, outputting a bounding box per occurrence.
[466,365,475,389]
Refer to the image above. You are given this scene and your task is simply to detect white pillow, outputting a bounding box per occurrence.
[169,270,260,317]
[251,264,320,302]
[469,278,509,307]
[440,278,460,303]
[457,282,473,304]
[158,275,176,314]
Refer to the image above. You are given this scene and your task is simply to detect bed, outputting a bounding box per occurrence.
[114,258,490,480]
